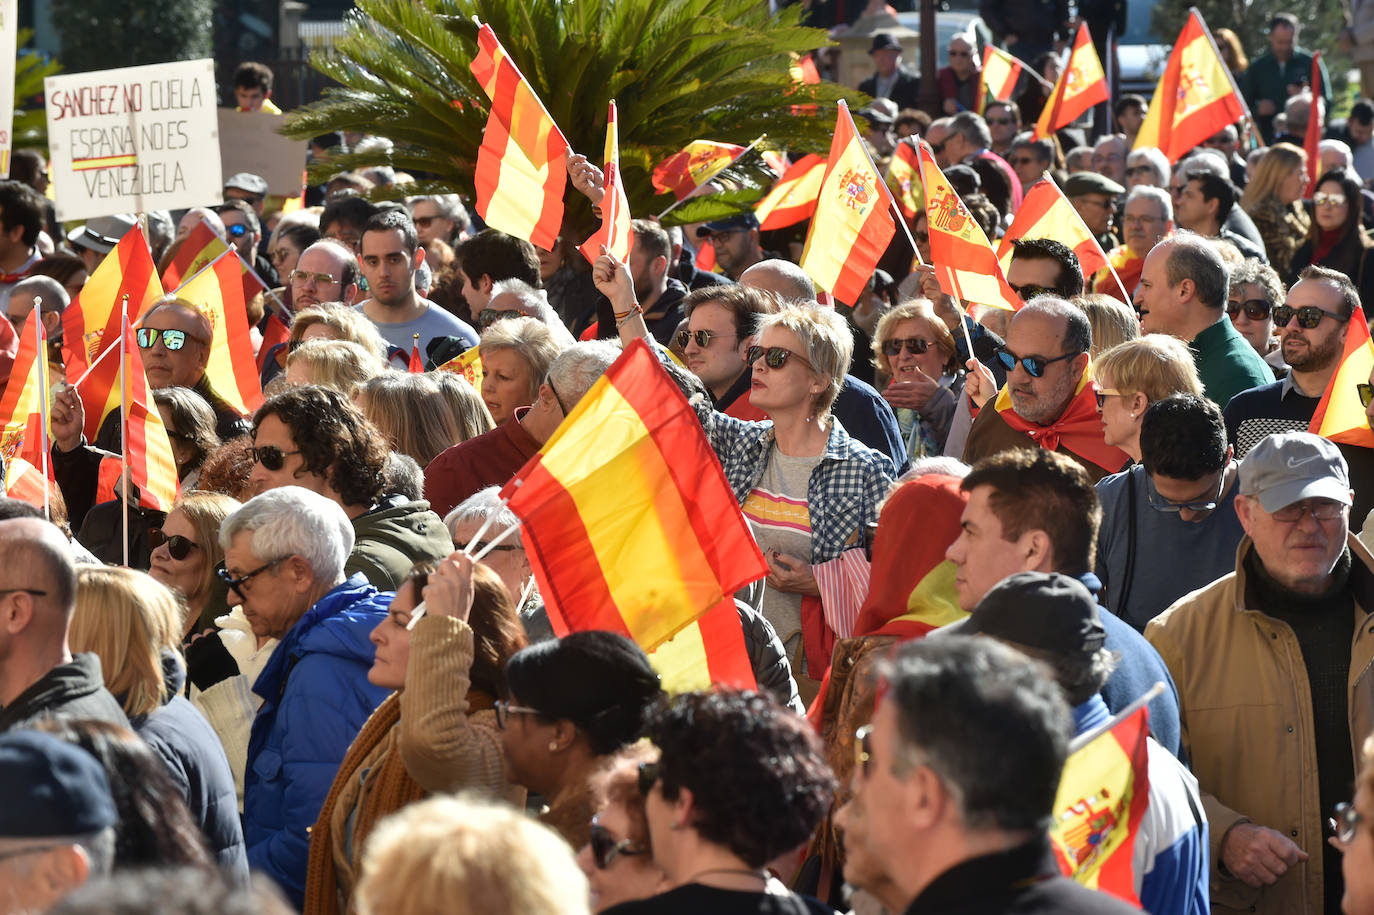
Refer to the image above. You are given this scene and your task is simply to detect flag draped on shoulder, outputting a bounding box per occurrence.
[1305,52,1325,188]
[578,101,634,264]
[1050,705,1152,905]
[500,340,765,691]
[995,368,1130,470]
[166,251,264,415]
[756,154,826,230]
[469,23,570,252]
[1132,9,1249,162]
[652,141,745,201]
[1309,309,1374,448]
[998,178,1116,301]
[799,101,896,306]
[918,141,1019,310]
[886,139,923,221]
[978,45,1024,114]
[1034,22,1108,140]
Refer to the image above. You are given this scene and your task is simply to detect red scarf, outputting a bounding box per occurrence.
[1313,227,1343,266]
[995,370,1129,473]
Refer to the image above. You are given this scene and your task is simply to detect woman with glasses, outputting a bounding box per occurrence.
[1092,336,1203,464]
[871,299,962,458]
[601,690,835,915]
[1241,143,1312,270]
[1287,168,1374,312]
[69,566,247,882]
[149,491,241,638]
[578,743,667,913]
[1335,734,1374,914]
[498,630,664,849]
[478,315,566,423]
[304,553,527,915]
[1227,260,1287,374]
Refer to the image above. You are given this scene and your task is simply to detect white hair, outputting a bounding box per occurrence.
[1126,184,1173,223]
[1127,147,1170,186]
[1319,139,1354,168]
[547,340,622,407]
[219,485,354,584]
[489,278,576,346]
[443,486,521,543]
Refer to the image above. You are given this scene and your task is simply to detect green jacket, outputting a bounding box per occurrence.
[347,495,454,591]
[1191,316,1274,412]
[1242,47,1331,143]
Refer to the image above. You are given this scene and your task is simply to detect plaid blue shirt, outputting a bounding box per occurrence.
[694,398,896,564]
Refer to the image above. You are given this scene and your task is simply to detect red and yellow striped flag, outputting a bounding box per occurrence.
[755,154,826,230]
[886,140,923,221]
[162,219,230,291]
[500,339,765,691]
[1034,22,1108,140]
[978,45,1024,115]
[1305,53,1325,188]
[4,456,49,508]
[0,317,51,478]
[114,319,180,511]
[918,140,1019,311]
[1050,705,1151,905]
[799,101,897,306]
[469,23,570,252]
[437,345,484,391]
[652,141,746,201]
[997,178,1116,300]
[1133,10,1249,162]
[578,101,634,264]
[1309,309,1374,448]
[163,252,263,416]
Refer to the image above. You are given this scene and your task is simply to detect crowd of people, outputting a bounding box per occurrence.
[6,12,1374,915]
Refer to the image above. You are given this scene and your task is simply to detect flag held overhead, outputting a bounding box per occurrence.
[1034,22,1108,141]
[578,100,634,264]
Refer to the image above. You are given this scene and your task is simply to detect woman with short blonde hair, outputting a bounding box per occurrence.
[1074,293,1140,358]
[285,339,386,395]
[1093,335,1203,462]
[478,316,565,423]
[871,298,962,457]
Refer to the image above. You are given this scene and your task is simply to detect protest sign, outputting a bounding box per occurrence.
[0,0,15,175]
[217,109,309,196]
[45,59,221,221]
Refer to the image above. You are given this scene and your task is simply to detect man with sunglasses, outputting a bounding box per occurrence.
[1064,171,1124,251]
[1147,432,1374,915]
[677,284,771,421]
[1224,266,1374,521]
[984,101,1020,158]
[936,34,980,116]
[1136,233,1273,410]
[216,199,278,288]
[221,486,391,908]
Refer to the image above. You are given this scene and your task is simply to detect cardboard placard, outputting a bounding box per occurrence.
[45,59,221,222]
[217,109,309,197]
[0,0,17,175]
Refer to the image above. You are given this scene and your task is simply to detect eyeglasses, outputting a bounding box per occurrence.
[993,345,1080,378]
[882,337,930,357]
[746,344,814,371]
[636,761,660,797]
[1330,801,1365,844]
[225,223,249,238]
[413,215,441,228]
[250,444,302,472]
[1227,298,1272,321]
[1358,383,1373,408]
[477,308,523,329]
[1009,282,1054,301]
[589,818,647,869]
[1314,191,1347,207]
[216,557,288,597]
[1271,304,1345,329]
[1092,385,1124,410]
[676,328,738,349]
[136,328,205,351]
[1125,165,1156,178]
[290,270,339,286]
[1123,214,1162,227]
[928,138,947,155]
[493,700,543,730]
[1147,471,1226,514]
[855,724,874,778]
[148,528,200,561]
[1269,499,1346,523]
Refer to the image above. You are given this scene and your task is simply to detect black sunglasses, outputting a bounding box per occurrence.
[745,345,813,371]
[250,444,302,472]
[148,528,200,561]
[676,328,737,349]
[637,761,660,797]
[1010,283,1054,301]
[993,345,1080,379]
[882,337,930,357]
[216,557,287,597]
[1227,298,1272,321]
[928,138,947,155]
[1359,383,1373,408]
[589,819,646,869]
[1272,304,1345,329]
[477,308,523,329]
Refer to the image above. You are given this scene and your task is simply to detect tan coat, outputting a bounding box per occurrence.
[1145,534,1374,915]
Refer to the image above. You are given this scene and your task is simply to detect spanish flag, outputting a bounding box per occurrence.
[799,100,896,307]
[788,52,821,116]
[469,23,570,252]
[500,339,765,691]
[996,367,1130,471]
[114,319,180,512]
[1309,309,1374,448]
[1050,704,1152,905]
[408,335,425,373]
[62,229,164,441]
[652,141,745,201]
[1034,22,1108,141]
[917,140,1019,310]
[1132,9,1249,163]
[997,178,1116,300]
[164,251,264,416]
[1304,53,1325,188]
[978,45,1024,115]
[886,139,923,221]
[437,345,484,391]
[3,456,49,509]
[755,154,826,230]
[162,219,231,291]
[0,317,51,482]
[257,312,290,372]
[578,101,634,264]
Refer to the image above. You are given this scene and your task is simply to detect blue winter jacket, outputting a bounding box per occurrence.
[243,574,392,907]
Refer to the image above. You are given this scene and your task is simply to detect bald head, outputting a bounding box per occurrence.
[739,259,817,305]
[7,276,69,339]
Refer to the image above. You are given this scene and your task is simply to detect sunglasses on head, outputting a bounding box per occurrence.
[1227,298,1271,321]
[993,345,1079,378]
[676,328,737,349]
[746,345,813,371]
[250,444,301,472]
[1272,304,1344,329]
[477,308,523,329]
[136,328,203,351]
[589,819,646,870]
[882,337,930,357]
[148,528,200,560]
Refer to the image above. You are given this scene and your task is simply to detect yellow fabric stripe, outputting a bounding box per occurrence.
[647,621,713,693]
